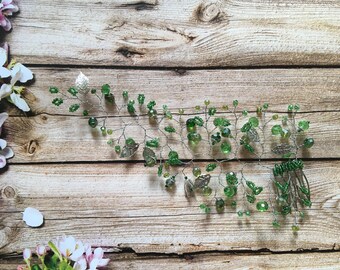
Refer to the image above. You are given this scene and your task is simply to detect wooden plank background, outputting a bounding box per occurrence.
[1,0,340,269]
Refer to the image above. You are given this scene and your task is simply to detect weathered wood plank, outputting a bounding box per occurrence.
[3,111,340,162]
[0,161,339,254]
[3,68,340,116]
[2,252,340,270]
[7,0,340,67]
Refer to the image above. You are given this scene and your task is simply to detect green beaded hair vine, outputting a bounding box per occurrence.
[49,72,315,232]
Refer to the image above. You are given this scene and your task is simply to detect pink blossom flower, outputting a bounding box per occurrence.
[23,248,31,260]
[36,245,47,256]
[55,236,85,262]
[0,0,19,31]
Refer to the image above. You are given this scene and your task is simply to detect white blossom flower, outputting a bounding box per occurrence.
[0,0,19,31]
[0,112,14,169]
[56,236,85,262]
[23,248,32,260]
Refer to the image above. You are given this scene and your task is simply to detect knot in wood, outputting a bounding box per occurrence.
[2,186,16,198]
[27,140,39,155]
[197,1,221,22]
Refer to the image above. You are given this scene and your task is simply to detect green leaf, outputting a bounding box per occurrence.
[48,241,61,259]
[31,264,42,270]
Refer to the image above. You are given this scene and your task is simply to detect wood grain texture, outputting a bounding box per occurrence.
[5,0,340,67]
[3,111,340,163]
[2,252,340,270]
[0,161,339,254]
[3,68,340,116]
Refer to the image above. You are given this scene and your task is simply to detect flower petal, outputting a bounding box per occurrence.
[0,67,11,78]
[22,207,44,227]
[0,147,14,159]
[0,155,6,169]
[0,112,8,128]
[0,138,7,149]
[0,47,7,66]
[0,84,12,99]
[11,63,33,83]
[69,241,85,262]
[73,257,87,270]
[9,92,30,112]
[97,258,110,267]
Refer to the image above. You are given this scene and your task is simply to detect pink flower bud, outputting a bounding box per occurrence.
[36,245,47,256]
[23,248,31,260]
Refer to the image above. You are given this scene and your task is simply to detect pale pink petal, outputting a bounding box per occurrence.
[93,248,103,259]
[0,112,8,127]
[73,257,87,270]
[0,155,6,169]
[12,63,33,83]
[9,92,30,112]
[23,248,32,260]
[0,138,7,149]
[0,47,8,66]
[89,258,99,270]
[97,258,110,267]
[0,84,12,99]
[1,147,14,159]
[69,241,85,261]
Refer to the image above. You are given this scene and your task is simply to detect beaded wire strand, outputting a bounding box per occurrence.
[49,73,314,232]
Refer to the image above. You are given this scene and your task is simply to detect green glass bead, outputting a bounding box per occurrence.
[205,207,211,214]
[213,118,230,127]
[249,117,259,128]
[233,100,239,107]
[52,98,63,106]
[168,151,181,166]
[256,201,269,212]
[272,220,280,228]
[242,110,248,116]
[68,87,78,97]
[122,91,128,99]
[200,203,207,210]
[125,138,135,146]
[49,86,59,94]
[107,129,113,135]
[193,167,201,177]
[137,94,145,105]
[291,225,300,232]
[195,105,201,111]
[246,181,256,190]
[231,201,237,208]
[263,103,269,110]
[127,100,135,114]
[256,106,262,116]
[222,105,229,110]
[246,194,256,203]
[148,109,157,118]
[107,139,113,146]
[114,145,121,154]
[88,117,98,128]
[221,127,231,138]
[211,132,221,145]
[302,199,312,207]
[215,198,225,210]
[83,110,89,116]
[271,125,282,135]
[194,116,204,127]
[237,210,243,217]
[280,128,291,138]
[298,120,310,131]
[100,126,106,132]
[146,138,160,148]
[240,135,250,145]
[164,126,176,133]
[69,104,80,112]
[91,89,97,94]
[303,138,314,148]
[157,165,163,177]
[163,172,170,178]
[241,122,252,133]
[281,205,291,215]
[245,210,251,216]
[202,186,212,196]
[226,172,238,185]
[147,100,156,110]
[101,84,110,95]
[204,100,210,106]
[187,132,202,143]
[253,187,263,195]
[179,108,184,114]
[272,114,279,120]
[224,186,236,198]
[294,104,300,111]
[208,107,217,116]
[244,144,254,153]
[299,211,305,218]
[186,118,196,132]
[220,142,232,154]
[288,104,294,112]
[206,163,217,172]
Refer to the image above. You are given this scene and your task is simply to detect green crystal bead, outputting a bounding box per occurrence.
[256,201,269,212]
[256,106,262,116]
[244,144,254,153]
[137,94,145,105]
[299,211,305,218]
[52,98,63,106]
[246,181,256,190]
[179,108,184,114]
[195,105,201,111]
[249,117,259,128]
[148,109,157,118]
[125,138,136,146]
[157,165,163,177]
[204,100,210,106]
[221,127,231,138]
[146,138,160,148]
[240,135,250,145]
[224,186,236,198]
[272,220,280,228]
[246,194,256,203]
[208,107,217,116]
[222,104,229,110]
[88,117,98,128]
[187,132,202,143]
[205,207,211,214]
[193,167,202,177]
[288,104,294,111]
[272,114,279,120]
[200,203,207,210]
[215,198,225,211]
[303,138,314,148]
[186,118,196,132]
[280,128,291,138]
[291,225,300,232]
[302,198,312,207]
[263,103,269,110]
[220,142,232,154]
[83,110,89,116]
[107,139,113,146]
[164,126,176,133]
[147,100,156,110]
[127,101,135,114]
[206,163,217,172]
[68,87,78,96]
[245,210,251,216]
[114,145,121,154]
[271,125,282,135]
[241,122,252,133]
[49,86,59,94]
[231,201,237,208]
[237,210,243,217]
[242,110,248,116]
[253,187,263,195]
[194,116,204,127]
[122,91,128,99]
[213,118,230,127]
[69,104,80,112]
[294,104,300,111]
[233,100,239,107]
[168,151,181,166]
[90,89,97,94]
[211,132,221,145]
[298,120,310,131]
[226,172,238,185]
[107,129,113,135]
[101,84,110,95]
[281,205,291,215]
[202,186,212,196]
